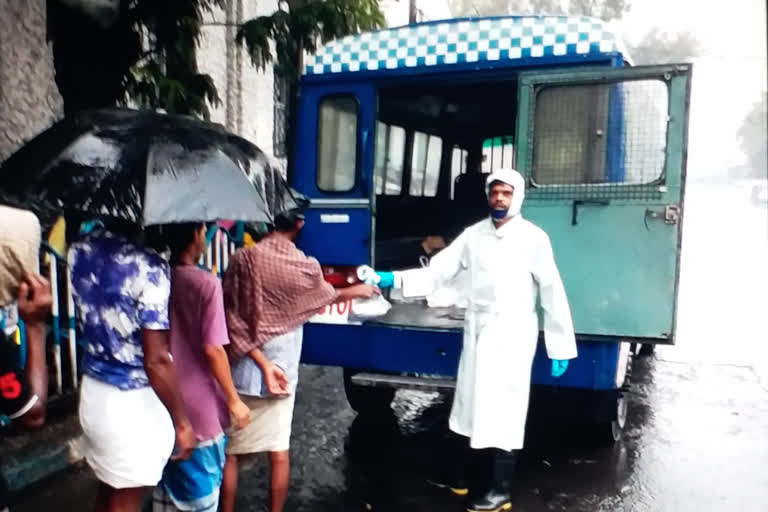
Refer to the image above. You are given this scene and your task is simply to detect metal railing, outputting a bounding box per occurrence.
[10,225,244,401]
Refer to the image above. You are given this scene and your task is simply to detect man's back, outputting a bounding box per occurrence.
[169,265,229,440]
[69,230,170,390]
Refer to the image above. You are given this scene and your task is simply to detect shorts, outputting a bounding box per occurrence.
[225,393,296,454]
[153,433,227,512]
[79,375,175,489]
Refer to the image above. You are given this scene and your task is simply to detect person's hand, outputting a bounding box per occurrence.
[349,283,381,300]
[551,359,569,378]
[375,271,395,289]
[171,420,196,460]
[17,273,52,325]
[263,364,290,396]
[228,398,251,430]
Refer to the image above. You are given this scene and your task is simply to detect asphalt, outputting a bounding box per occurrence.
[4,184,767,511]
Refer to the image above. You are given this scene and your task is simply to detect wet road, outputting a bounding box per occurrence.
[12,184,768,511]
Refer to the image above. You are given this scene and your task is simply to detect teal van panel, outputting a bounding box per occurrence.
[524,203,679,340]
[516,64,691,342]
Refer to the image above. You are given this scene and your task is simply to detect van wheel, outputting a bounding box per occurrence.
[595,351,632,444]
[637,344,655,357]
[597,392,628,444]
[343,368,396,415]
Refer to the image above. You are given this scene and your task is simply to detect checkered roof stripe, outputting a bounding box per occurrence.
[304,16,627,76]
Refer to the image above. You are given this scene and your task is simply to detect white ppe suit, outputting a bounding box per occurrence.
[395,169,577,451]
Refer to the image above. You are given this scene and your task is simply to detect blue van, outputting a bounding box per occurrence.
[291,15,691,442]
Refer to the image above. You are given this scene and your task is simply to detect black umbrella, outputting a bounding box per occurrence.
[0,108,304,228]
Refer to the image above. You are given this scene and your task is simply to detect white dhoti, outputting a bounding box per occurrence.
[79,375,175,488]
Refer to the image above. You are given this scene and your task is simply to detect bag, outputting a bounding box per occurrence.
[351,295,392,320]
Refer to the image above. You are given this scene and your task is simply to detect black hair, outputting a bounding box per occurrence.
[163,222,205,264]
[273,209,305,233]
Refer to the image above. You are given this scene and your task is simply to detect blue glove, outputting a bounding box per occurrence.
[551,359,569,378]
[375,271,395,289]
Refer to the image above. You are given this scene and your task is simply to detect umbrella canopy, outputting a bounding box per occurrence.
[0,109,304,228]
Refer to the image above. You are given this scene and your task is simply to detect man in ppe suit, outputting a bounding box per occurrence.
[374,168,577,512]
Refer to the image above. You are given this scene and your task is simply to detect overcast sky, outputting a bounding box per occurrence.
[620,0,767,174]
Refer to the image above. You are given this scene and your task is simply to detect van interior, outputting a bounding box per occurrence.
[373,79,518,272]
[366,79,518,328]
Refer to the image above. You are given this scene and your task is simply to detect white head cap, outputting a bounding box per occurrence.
[485,168,525,219]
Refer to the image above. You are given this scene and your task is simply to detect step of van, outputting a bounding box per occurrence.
[350,372,456,392]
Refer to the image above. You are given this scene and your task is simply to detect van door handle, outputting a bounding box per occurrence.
[571,200,610,226]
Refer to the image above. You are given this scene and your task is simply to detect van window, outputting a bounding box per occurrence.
[374,123,406,195]
[451,146,468,199]
[410,131,442,197]
[482,136,514,173]
[532,80,668,189]
[317,96,358,192]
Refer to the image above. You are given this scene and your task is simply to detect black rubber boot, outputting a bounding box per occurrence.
[466,449,515,512]
[426,432,470,497]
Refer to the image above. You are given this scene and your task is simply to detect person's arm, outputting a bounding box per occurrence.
[390,230,470,298]
[200,277,249,429]
[247,347,289,396]
[142,329,195,459]
[531,232,577,362]
[138,260,194,459]
[332,283,380,304]
[203,345,249,428]
[15,274,52,428]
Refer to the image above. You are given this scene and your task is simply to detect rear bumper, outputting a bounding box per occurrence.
[301,323,623,391]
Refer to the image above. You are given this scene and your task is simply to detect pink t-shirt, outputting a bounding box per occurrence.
[169,266,230,441]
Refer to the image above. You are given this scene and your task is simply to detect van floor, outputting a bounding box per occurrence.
[366,302,465,331]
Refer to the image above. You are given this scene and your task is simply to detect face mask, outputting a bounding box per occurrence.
[491,208,508,220]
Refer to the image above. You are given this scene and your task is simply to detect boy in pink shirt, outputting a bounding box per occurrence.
[153,223,249,512]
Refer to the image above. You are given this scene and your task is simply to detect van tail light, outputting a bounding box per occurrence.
[321,266,360,288]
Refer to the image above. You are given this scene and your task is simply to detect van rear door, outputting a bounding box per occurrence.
[515,64,692,343]
[292,84,376,266]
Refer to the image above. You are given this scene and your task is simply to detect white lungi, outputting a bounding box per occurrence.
[79,375,175,488]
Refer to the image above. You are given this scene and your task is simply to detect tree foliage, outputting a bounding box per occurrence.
[449,0,629,21]
[49,0,223,118]
[236,0,385,160]
[738,92,768,178]
[236,0,385,79]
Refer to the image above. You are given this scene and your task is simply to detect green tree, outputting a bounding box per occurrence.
[738,92,768,179]
[49,0,223,118]
[236,0,385,159]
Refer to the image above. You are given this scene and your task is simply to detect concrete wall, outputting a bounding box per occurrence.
[198,0,279,160]
[0,0,64,162]
[379,0,453,26]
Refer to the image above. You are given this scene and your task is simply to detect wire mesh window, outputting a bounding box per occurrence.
[374,122,406,195]
[317,96,358,192]
[410,132,443,197]
[482,136,515,173]
[529,79,669,200]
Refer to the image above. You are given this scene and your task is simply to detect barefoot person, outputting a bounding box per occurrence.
[152,222,251,512]
[69,221,195,512]
[219,209,379,512]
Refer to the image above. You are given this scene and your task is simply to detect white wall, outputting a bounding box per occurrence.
[197,0,279,158]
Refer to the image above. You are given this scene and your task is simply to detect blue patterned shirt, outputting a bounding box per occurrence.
[68,230,170,390]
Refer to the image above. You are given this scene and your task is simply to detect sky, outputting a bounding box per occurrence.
[619,0,767,175]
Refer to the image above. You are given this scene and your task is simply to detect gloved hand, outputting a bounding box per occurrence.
[551,359,569,378]
[375,271,395,289]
